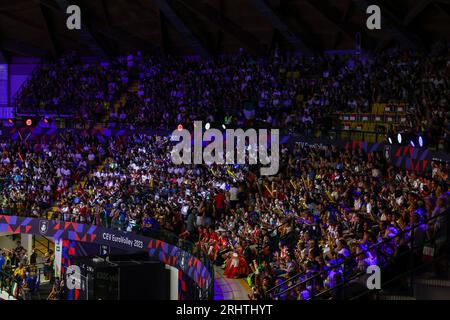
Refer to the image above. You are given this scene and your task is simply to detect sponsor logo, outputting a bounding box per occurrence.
[39,220,49,235]
[66,265,82,290]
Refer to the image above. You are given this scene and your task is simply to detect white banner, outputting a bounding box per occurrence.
[54,238,62,278]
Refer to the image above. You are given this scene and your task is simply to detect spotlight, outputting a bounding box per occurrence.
[8,119,14,124]
[397,133,402,144]
[222,124,226,130]
[410,140,415,147]
[26,119,33,126]
[44,118,49,124]
[418,136,423,148]
[177,124,183,131]
[388,137,393,144]
[205,122,210,130]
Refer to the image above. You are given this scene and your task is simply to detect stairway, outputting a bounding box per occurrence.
[377,261,450,300]
[33,235,54,257]
[413,277,450,300]
[377,278,450,300]
[378,294,416,300]
[46,177,86,220]
[95,80,139,129]
[46,157,111,221]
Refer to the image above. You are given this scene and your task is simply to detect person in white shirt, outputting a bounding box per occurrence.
[354,196,362,211]
[229,185,238,209]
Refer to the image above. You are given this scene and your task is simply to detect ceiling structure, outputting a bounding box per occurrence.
[0,0,449,60]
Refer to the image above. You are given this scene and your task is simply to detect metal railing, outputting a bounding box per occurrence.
[265,208,449,300]
[0,264,45,300]
[0,268,21,300]
[33,236,52,256]
[256,219,296,265]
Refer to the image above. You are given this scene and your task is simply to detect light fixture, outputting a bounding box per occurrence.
[410,140,415,147]
[205,122,210,130]
[418,136,423,148]
[26,119,33,126]
[397,133,402,144]
[177,124,183,131]
[388,137,393,144]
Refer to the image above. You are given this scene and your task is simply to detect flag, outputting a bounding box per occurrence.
[11,282,19,298]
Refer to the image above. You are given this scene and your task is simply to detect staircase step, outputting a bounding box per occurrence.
[378,295,416,300]
[414,278,450,288]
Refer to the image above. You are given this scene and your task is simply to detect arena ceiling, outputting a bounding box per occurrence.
[0,0,449,60]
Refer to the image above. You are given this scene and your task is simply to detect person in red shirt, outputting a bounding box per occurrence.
[214,189,226,220]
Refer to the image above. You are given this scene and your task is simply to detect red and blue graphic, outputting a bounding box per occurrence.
[0,215,212,293]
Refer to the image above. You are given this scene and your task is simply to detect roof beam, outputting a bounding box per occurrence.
[248,0,314,54]
[343,0,353,22]
[175,0,266,55]
[104,25,159,53]
[352,0,422,49]
[153,0,210,58]
[52,0,109,58]
[37,0,59,58]
[403,0,433,26]
[99,0,119,54]
[158,9,169,55]
[304,0,356,42]
[0,10,48,57]
[434,1,450,17]
[100,0,113,33]
[0,11,78,45]
[39,0,158,54]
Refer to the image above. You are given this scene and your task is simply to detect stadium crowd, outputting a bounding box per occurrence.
[1,129,448,299]
[2,46,449,300]
[15,52,131,124]
[14,46,450,151]
[0,132,107,217]
[0,241,42,299]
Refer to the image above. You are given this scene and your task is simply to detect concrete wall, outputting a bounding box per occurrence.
[0,232,18,249]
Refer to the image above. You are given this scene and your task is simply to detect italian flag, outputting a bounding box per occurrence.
[11,282,19,298]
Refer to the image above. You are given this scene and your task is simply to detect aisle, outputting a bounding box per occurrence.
[213,266,252,300]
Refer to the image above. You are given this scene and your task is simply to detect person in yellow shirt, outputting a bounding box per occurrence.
[13,263,26,279]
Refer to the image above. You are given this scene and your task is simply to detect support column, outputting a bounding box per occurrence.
[165,265,179,300]
[20,234,33,256]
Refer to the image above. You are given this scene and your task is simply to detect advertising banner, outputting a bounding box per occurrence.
[0,215,212,291]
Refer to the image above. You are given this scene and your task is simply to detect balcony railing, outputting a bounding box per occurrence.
[265,208,449,300]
